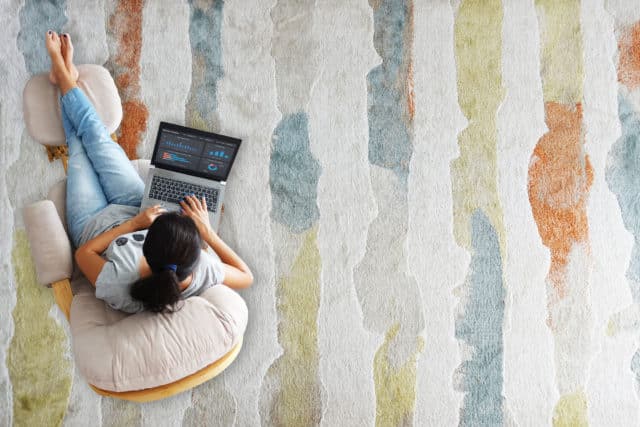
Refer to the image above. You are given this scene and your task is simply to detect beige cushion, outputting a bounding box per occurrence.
[47,181,67,234]
[23,64,122,146]
[70,284,248,392]
[22,200,73,286]
[44,159,247,391]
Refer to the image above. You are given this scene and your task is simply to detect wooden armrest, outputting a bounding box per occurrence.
[52,279,73,322]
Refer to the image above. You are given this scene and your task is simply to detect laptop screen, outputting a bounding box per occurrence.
[151,122,241,181]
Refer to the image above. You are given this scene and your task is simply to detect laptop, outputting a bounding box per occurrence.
[140,121,242,231]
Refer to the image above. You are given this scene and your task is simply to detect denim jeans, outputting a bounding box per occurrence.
[62,88,144,248]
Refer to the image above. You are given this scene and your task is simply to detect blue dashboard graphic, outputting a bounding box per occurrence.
[207,150,230,159]
[161,139,201,154]
[162,151,190,163]
[155,128,239,179]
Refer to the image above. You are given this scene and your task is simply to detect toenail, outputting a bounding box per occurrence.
[48,31,51,34]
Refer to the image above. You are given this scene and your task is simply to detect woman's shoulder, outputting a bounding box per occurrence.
[200,247,222,262]
[104,229,147,266]
[110,228,148,247]
[116,228,149,241]
[183,249,225,297]
[196,249,223,270]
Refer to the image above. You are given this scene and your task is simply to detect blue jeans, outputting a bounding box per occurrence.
[62,88,144,248]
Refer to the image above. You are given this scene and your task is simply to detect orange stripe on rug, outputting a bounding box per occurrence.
[106,0,148,159]
[618,21,640,90]
[528,102,593,299]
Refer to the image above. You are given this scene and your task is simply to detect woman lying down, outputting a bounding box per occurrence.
[45,30,253,313]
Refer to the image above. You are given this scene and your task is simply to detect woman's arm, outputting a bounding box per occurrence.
[75,219,137,285]
[180,195,254,289]
[75,205,166,286]
[202,228,254,289]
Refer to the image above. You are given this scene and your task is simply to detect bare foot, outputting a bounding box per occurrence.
[46,31,62,84]
[60,33,79,82]
[46,31,76,94]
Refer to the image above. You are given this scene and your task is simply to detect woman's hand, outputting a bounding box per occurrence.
[131,204,167,230]
[179,195,213,238]
[179,196,253,289]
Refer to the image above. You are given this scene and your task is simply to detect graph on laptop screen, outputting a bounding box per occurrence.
[153,127,239,180]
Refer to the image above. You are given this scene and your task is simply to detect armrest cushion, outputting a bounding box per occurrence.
[22,200,73,286]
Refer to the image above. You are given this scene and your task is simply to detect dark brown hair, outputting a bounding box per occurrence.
[130,212,202,313]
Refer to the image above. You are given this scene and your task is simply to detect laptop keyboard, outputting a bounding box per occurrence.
[149,175,219,212]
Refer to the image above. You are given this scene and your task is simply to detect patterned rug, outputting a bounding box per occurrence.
[2,0,640,425]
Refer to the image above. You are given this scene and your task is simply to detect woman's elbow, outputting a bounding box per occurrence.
[236,270,254,289]
[74,246,84,267]
[245,270,254,288]
[221,264,254,289]
[73,246,99,287]
[234,271,254,289]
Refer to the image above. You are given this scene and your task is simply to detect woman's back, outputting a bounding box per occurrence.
[95,228,225,313]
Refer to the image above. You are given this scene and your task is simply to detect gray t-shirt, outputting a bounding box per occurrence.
[93,229,225,314]
[77,204,140,248]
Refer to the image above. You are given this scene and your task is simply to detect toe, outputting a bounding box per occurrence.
[45,31,59,52]
[64,33,73,50]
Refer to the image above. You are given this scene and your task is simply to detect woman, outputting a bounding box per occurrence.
[45,30,253,313]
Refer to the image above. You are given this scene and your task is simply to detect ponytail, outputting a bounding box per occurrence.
[130,269,184,314]
[129,212,201,313]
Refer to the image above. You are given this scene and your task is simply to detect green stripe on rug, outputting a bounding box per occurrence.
[374,324,424,427]
[535,0,584,105]
[452,0,506,253]
[8,229,72,427]
[261,226,322,426]
[553,390,588,427]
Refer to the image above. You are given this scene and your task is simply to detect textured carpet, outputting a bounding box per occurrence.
[2,0,640,426]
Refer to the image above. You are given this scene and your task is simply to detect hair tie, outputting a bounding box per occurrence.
[163,264,177,272]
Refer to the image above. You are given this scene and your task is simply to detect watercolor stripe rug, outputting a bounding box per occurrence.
[2,0,640,425]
